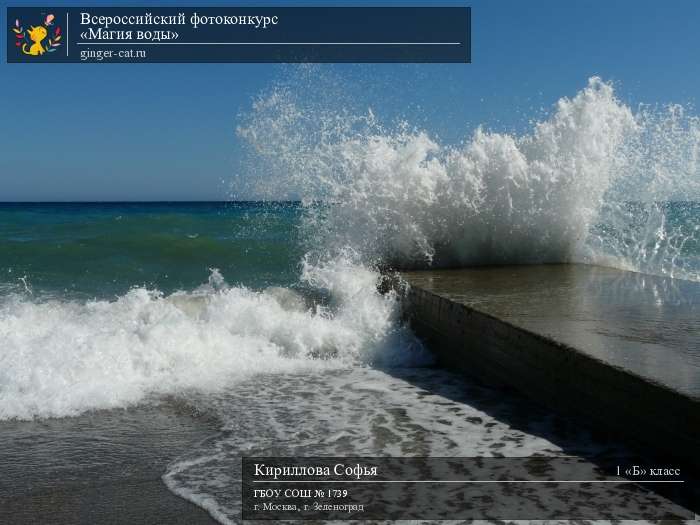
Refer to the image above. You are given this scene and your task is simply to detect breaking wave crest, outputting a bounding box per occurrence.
[238,76,700,279]
[0,259,428,420]
[2,77,699,421]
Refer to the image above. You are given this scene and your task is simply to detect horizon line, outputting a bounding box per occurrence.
[0,200,304,204]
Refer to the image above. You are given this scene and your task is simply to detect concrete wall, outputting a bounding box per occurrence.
[401,281,700,471]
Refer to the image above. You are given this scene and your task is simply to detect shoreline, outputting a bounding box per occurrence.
[0,401,219,525]
[1,263,697,523]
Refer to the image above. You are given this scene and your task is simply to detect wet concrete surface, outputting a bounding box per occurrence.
[402,264,699,399]
[400,264,700,467]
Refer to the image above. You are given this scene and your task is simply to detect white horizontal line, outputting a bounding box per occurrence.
[76,42,462,45]
[253,480,684,483]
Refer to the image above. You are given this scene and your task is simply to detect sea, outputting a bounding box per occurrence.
[1,78,699,523]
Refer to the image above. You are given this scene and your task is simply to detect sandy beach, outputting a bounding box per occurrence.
[2,4,700,521]
[0,402,218,524]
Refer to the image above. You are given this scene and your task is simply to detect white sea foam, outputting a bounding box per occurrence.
[238,76,700,278]
[0,259,428,420]
[1,77,697,525]
[162,367,629,524]
[2,77,698,422]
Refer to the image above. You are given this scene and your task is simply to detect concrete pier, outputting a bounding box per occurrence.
[399,264,699,468]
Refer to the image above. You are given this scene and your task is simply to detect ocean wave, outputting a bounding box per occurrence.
[239,77,700,280]
[0,260,429,420]
[2,77,699,421]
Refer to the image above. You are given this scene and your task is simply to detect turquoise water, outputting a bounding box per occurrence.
[1,201,698,302]
[0,199,697,525]
[589,201,700,280]
[2,78,699,524]
[0,202,304,299]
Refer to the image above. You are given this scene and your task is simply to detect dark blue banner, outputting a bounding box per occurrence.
[6,6,471,63]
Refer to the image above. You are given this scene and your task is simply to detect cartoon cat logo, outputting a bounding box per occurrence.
[11,14,62,57]
[24,25,48,55]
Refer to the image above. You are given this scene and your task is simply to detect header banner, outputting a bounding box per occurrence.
[7,6,471,63]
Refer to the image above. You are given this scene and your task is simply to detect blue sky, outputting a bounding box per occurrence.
[1,0,699,201]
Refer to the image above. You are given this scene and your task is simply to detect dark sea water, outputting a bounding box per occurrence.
[1,201,697,300]
[0,203,698,524]
[0,201,303,299]
[2,76,699,523]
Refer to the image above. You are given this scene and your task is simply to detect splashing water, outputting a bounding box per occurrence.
[0,258,428,420]
[3,77,697,420]
[2,77,698,525]
[238,77,700,279]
